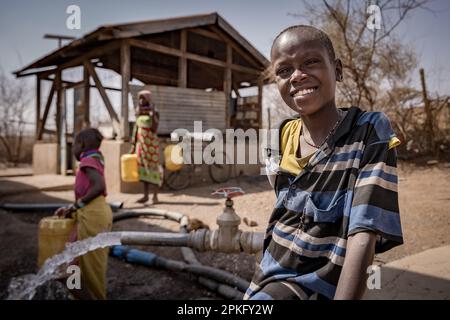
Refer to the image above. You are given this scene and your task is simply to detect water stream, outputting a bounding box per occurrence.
[6,232,122,300]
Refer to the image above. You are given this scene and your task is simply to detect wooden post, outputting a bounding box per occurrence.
[224,44,232,128]
[83,65,90,128]
[419,68,436,155]
[257,79,263,129]
[121,41,130,141]
[55,69,63,174]
[55,70,62,146]
[35,76,41,139]
[178,29,187,88]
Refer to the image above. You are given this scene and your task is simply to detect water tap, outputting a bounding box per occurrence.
[209,187,245,253]
[188,187,263,254]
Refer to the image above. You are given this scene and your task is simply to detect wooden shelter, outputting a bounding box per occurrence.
[16,12,268,136]
[15,13,269,189]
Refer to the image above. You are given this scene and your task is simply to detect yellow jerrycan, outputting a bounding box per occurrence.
[164,144,184,172]
[38,216,75,267]
[121,153,139,182]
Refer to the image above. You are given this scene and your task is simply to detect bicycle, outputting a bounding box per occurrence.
[164,141,233,191]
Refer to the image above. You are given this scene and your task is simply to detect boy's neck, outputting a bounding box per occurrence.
[300,102,340,142]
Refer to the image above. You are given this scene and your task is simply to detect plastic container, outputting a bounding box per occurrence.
[38,216,75,267]
[164,145,184,172]
[121,153,139,182]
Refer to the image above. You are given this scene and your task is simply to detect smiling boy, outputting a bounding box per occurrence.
[244,26,403,300]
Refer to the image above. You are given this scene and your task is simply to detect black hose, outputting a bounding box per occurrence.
[112,210,247,299]
[111,246,249,292]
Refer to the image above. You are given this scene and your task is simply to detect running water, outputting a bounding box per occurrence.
[6,232,123,300]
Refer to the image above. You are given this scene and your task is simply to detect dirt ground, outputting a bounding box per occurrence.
[0,162,449,299]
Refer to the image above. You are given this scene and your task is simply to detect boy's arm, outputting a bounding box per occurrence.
[78,167,106,205]
[334,231,376,300]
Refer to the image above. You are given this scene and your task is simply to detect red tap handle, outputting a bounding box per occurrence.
[211,187,245,199]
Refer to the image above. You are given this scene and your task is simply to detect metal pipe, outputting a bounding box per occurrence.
[115,212,264,254]
[113,209,186,225]
[120,231,190,247]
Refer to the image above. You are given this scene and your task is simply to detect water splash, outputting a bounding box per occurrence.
[7,232,122,300]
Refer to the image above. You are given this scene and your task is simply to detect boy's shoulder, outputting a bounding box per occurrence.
[356,110,392,126]
[354,109,396,143]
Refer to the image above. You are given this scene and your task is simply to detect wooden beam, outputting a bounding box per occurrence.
[128,38,261,75]
[60,41,120,70]
[224,44,232,128]
[208,25,261,69]
[98,13,218,40]
[63,80,84,89]
[178,29,187,88]
[84,61,121,137]
[37,79,56,140]
[189,27,223,41]
[35,76,41,138]
[83,65,90,127]
[131,70,178,86]
[15,67,56,79]
[42,75,122,92]
[129,38,182,57]
[120,41,130,141]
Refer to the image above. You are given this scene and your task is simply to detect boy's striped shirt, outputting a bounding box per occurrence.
[245,106,403,300]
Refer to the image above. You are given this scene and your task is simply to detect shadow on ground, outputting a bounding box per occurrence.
[364,267,450,299]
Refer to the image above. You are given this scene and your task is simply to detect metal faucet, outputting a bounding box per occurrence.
[188,187,264,254]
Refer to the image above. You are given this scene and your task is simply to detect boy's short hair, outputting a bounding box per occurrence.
[76,128,103,150]
[271,25,336,62]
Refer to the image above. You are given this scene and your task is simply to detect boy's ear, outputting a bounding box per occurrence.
[335,59,343,82]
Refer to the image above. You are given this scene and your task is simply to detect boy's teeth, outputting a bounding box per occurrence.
[295,88,316,96]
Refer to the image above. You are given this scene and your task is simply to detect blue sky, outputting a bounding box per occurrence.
[1,0,449,96]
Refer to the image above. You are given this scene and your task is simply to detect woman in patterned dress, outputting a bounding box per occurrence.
[130,90,162,204]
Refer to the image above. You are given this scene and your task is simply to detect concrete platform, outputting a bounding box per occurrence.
[364,245,450,299]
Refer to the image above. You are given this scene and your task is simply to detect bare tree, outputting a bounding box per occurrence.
[0,69,32,165]
[290,0,430,111]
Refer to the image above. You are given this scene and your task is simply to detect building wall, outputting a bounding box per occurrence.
[130,84,226,135]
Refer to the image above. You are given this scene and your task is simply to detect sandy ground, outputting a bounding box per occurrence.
[0,162,449,299]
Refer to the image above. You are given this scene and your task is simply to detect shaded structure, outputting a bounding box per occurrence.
[15,13,269,191]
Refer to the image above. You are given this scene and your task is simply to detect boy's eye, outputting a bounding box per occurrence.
[305,59,320,66]
[275,67,292,77]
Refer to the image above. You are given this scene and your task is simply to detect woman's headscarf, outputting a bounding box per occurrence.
[138,90,153,112]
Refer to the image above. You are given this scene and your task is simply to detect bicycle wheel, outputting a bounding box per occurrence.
[208,151,232,183]
[165,166,193,190]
